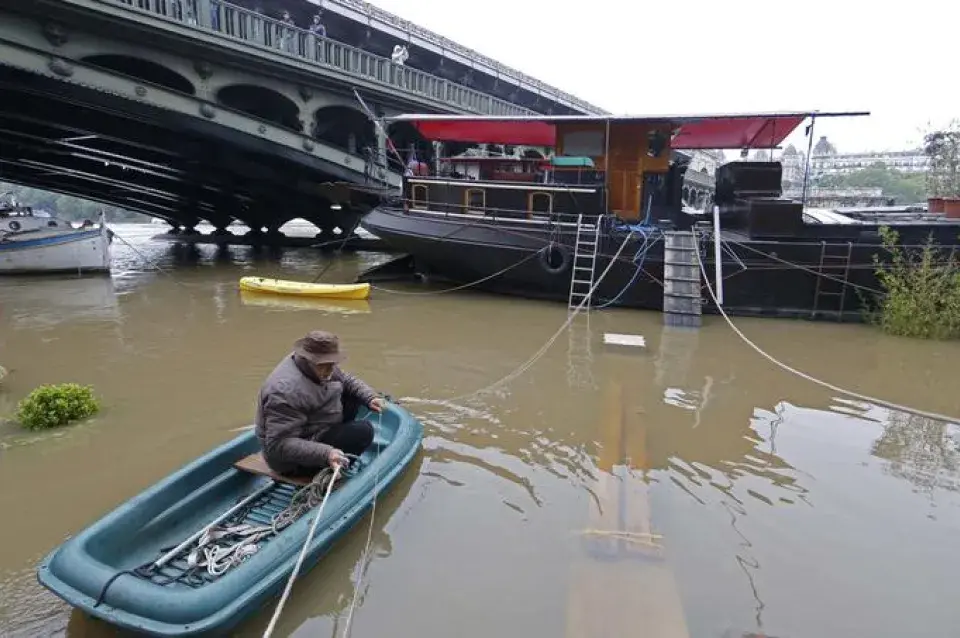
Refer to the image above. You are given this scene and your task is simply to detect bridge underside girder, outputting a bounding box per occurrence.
[0,65,383,234]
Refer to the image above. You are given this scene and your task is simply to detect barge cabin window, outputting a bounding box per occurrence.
[465,188,486,214]
[528,192,553,217]
[411,184,429,210]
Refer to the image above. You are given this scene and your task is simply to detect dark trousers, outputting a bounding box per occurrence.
[317,419,374,457]
[328,393,374,456]
[279,395,374,477]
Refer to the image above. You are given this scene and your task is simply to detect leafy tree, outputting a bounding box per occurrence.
[817,163,927,204]
[923,119,960,198]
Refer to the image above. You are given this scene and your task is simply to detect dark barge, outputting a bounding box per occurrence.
[358,111,960,322]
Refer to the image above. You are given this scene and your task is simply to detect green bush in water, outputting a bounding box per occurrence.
[866,226,960,340]
[15,383,101,431]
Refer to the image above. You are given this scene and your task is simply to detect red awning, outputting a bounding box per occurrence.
[412,119,556,146]
[670,115,807,150]
[398,112,832,149]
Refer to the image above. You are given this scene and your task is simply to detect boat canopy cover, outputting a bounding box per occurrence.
[390,111,869,150]
[549,156,595,167]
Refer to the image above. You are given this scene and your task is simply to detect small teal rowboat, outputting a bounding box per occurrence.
[37,401,423,636]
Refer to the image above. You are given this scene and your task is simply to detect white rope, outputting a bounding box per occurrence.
[403,226,636,405]
[692,230,959,426]
[723,236,883,295]
[262,465,342,638]
[371,249,541,296]
[338,410,384,638]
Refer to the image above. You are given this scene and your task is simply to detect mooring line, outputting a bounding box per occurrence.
[110,230,176,278]
[338,410,384,638]
[724,237,884,295]
[258,410,385,638]
[399,228,635,405]
[370,249,541,296]
[262,465,341,638]
[692,230,959,426]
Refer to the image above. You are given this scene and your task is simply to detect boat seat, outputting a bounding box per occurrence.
[234,453,312,487]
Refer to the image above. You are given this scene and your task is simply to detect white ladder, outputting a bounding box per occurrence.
[567,214,600,313]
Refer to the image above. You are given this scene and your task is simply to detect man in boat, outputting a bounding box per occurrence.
[255,330,384,476]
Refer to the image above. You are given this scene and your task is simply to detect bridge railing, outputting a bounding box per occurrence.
[325,0,607,115]
[103,0,534,117]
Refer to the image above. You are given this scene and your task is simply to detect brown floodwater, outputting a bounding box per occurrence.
[1,222,960,638]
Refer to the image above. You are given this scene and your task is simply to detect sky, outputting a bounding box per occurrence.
[366,0,958,154]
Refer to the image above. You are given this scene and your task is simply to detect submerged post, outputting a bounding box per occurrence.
[711,204,723,305]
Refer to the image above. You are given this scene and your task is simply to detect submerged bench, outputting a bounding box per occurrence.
[234,453,312,487]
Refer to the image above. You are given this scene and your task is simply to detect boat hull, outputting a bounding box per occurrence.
[239,276,371,300]
[0,226,111,274]
[359,206,958,321]
[36,403,423,636]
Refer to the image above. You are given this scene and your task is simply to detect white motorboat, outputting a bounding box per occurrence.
[0,203,112,274]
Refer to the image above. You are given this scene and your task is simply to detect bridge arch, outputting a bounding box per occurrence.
[82,54,195,95]
[216,84,302,132]
[312,106,375,156]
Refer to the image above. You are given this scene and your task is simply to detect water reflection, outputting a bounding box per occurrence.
[239,291,372,315]
[0,276,120,329]
[643,326,808,509]
[872,411,960,493]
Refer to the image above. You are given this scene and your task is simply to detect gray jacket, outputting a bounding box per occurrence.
[255,353,378,472]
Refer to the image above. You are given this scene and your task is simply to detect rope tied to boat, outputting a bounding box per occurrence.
[262,464,343,638]
[691,228,960,425]
[401,226,636,405]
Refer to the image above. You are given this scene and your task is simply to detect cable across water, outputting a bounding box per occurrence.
[262,465,342,638]
[691,229,959,426]
[370,248,542,296]
[400,227,637,405]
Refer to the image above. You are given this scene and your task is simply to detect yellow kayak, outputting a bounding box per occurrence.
[238,276,371,300]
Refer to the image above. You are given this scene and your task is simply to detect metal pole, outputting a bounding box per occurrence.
[603,119,611,215]
[800,115,816,205]
[712,204,723,305]
[153,480,275,569]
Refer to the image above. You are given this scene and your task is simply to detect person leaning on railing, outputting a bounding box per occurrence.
[308,12,326,37]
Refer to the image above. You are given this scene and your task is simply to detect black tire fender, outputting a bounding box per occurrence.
[539,242,572,275]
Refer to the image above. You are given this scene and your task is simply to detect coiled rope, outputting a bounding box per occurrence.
[183,466,343,579]
[691,229,959,426]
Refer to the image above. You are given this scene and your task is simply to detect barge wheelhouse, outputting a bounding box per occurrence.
[360,111,960,322]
